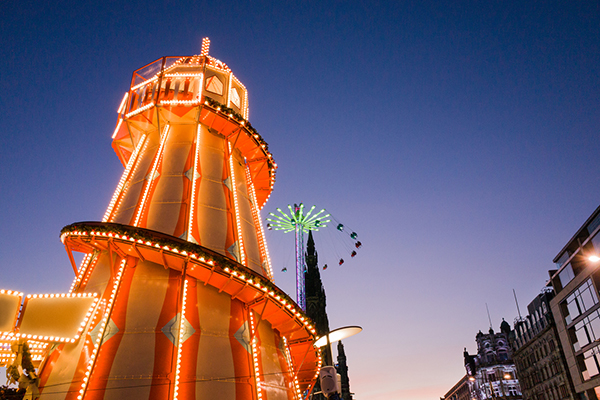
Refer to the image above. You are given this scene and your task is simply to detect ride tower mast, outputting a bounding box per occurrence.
[267,203,330,310]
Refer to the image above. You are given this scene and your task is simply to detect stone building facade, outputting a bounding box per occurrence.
[511,290,577,400]
[464,321,522,399]
[443,375,472,400]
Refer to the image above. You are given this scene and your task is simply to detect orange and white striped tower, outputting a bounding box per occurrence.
[37,38,321,400]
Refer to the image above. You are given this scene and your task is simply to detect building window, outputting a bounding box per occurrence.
[582,345,600,380]
[559,385,567,397]
[594,386,600,400]
[564,279,598,324]
[575,309,600,350]
[592,232,600,253]
[559,263,575,289]
[588,214,600,236]
[556,252,571,268]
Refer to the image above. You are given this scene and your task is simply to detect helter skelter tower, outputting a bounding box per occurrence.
[27,38,320,400]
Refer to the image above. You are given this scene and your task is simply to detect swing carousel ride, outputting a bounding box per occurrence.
[0,38,322,400]
[266,204,362,312]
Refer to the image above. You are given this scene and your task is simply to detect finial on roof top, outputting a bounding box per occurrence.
[201,37,210,56]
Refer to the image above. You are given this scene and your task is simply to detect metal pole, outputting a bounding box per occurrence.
[513,289,522,319]
[326,332,333,366]
[295,224,306,310]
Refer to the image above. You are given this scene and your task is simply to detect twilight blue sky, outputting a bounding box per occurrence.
[1,1,600,399]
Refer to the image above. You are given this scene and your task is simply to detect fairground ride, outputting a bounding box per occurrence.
[266,205,362,312]
[266,204,330,311]
[0,38,321,400]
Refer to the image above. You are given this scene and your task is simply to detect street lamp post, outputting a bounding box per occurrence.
[313,326,362,400]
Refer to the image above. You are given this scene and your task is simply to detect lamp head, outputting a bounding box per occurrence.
[314,326,362,348]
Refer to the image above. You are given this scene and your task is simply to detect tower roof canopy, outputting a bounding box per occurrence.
[111,39,277,208]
